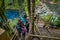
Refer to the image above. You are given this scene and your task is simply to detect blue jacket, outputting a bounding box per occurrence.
[16,24,22,32]
[20,17,26,25]
[20,13,27,25]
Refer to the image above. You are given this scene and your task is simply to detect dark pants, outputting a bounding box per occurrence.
[26,27,29,33]
[22,32,26,40]
[18,31,22,38]
[23,32,26,36]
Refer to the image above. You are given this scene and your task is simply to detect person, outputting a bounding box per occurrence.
[20,16,26,25]
[22,24,27,36]
[16,20,22,38]
[25,17,30,33]
[50,23,54,28]
[22,23,27,40]
[20,12,27,25]
[23,13,27,19]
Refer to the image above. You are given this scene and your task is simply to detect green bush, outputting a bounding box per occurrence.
[54,15,60,27]
[41,14,53,22]
[9,18,18,29]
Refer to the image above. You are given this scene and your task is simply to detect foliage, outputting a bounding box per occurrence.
[0,0,2,7]
[41,14,53,23]
[54,15,60,27]
[9,18,18,29]
[52,0,59,2]
[24,0,29,16]
[35,0,40,7]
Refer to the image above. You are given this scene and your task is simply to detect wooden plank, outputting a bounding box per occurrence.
[29,34,60,39]
[0,29,10,40]
[10,31,17,40]
[0,29,5,35]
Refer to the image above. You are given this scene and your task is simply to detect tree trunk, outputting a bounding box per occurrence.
[0,0,7,22]
[0,0,11,31]
[27,0,35,34]
[27,0,31,17]
[31,0,35,34]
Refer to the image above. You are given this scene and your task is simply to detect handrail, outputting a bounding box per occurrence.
[31,19,60,40]
[29,34,60,40]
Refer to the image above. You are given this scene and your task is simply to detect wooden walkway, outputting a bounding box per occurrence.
[14,19,60,40]
[25,18,60,40]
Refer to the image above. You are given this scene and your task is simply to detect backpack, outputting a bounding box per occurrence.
[22,27,27,33]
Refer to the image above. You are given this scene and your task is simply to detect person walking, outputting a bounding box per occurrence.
[25,18,30,33]
[16,20,23,39]
[22,23,27,40]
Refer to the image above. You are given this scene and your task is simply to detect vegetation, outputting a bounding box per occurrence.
[0,0,60,40]
[41,14,53,23]
[54,15,60,27]
[35,0,40,7]
[52,0,60,2]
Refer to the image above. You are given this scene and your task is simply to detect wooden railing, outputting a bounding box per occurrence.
[27,18,60,40]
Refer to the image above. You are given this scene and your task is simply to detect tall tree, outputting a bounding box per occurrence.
[0,0,7,22]
[27,0,31,17]
[31,0,35,34]
[0,0,11,31]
